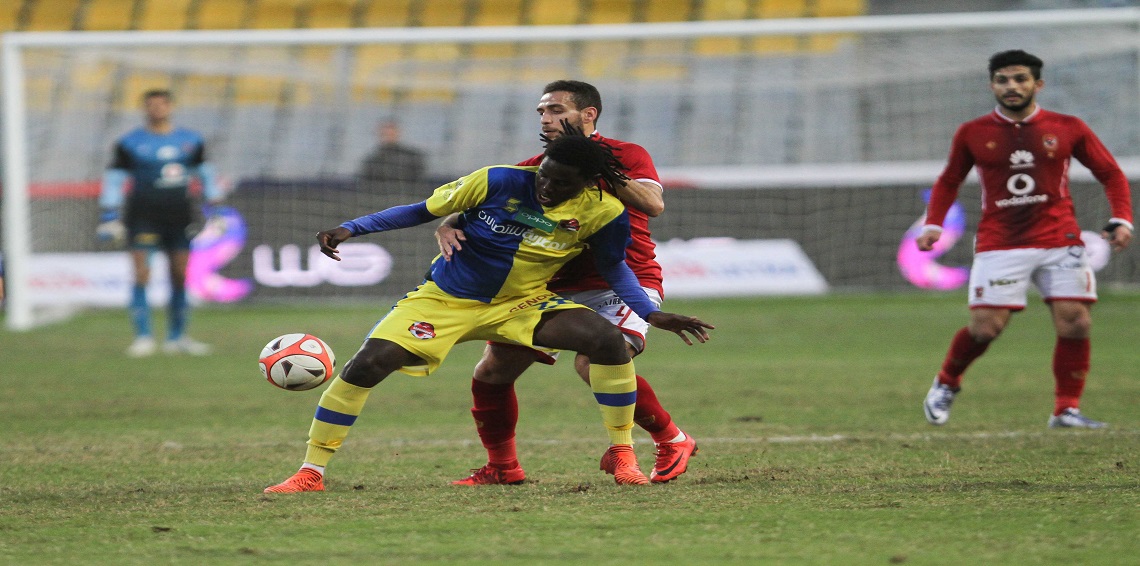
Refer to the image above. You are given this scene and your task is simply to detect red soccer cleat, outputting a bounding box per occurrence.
[451,463,527,486]
[650,434,699,483]
[263,467,325,493]
[599,445,649,485]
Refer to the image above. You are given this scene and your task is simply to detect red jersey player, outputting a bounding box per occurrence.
[918,50,1133,429]
[438,80,700,485]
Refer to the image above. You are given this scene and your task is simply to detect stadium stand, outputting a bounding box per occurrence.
[138,0,193,30]
[192,0,249,30]
[474,0,526,26]
[361,0,414,27]
[306,0,357,28]
[2,0,868,189]
[81,0,138,31]
[586,0,637,24]
[416,0,469,26]
[527,0,583,25]
[1,0,865,33]
[251,0,300,29]
[642,0,697,22]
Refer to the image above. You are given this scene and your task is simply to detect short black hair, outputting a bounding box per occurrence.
[543,80,603,121]
[989,50,1044,80]
[142,89,173,102]
[542,119,628,199]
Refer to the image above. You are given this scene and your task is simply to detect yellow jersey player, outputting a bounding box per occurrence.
[264,125,713,493]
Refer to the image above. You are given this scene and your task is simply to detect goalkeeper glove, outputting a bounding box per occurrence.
[96,209,126,244]
[187,202,225,240]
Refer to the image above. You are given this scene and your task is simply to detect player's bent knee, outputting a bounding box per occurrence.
[340,357,385,388]
[340,340,411,388]
[971,326,1003,343]
[579,324,628,365]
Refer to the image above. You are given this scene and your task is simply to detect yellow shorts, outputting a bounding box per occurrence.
[368,281,588,376]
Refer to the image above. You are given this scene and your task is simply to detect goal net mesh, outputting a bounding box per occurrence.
[6,13,1140,327]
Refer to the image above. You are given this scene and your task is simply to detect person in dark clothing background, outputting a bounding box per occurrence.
[357,120,426,186]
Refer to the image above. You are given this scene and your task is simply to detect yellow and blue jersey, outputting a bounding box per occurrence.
[423,165,631,302]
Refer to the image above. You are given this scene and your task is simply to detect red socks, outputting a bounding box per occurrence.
[938,327,991,389]
[469,379,519,469]
[632,375,680,444]
[937,327,1090,416]
[1053,337,1090,416]
[471,374,681,463]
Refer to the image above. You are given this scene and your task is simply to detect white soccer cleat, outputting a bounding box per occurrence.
[163,337,213,356]
[923,376,957,425]
[126,336,157,358]
[1048,408,1107,429]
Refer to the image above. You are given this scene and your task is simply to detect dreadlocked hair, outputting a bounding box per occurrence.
[540,119,630,200]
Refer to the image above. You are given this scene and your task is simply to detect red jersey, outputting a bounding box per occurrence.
[926,107,1132,253]
[518,132,664,295]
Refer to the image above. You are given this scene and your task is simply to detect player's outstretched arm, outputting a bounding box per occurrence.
[325,202,442,264]
[316,227,353,260]
[646,312,714,345]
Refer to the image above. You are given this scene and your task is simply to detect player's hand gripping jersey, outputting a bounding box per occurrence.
[517,133,663,296]
[342,165,657,317]
[926,108,1132,252]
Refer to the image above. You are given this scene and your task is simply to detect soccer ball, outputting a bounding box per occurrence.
[258,333,336,391]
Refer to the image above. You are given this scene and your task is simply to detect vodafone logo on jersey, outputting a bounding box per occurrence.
[998,150,1046,208]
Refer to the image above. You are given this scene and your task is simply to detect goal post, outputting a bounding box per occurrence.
[5,8,1140,330]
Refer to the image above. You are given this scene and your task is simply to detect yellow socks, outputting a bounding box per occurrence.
[304,376,373,467]
[589,361,637,446]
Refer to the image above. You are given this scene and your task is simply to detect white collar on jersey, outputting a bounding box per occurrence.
[992,104,1042,124]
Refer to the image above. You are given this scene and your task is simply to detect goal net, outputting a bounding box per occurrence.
[5,8,1140,329]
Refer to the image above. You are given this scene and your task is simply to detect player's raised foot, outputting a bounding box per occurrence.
[1048,408,1107,429]
[163,336,213,356]
[126,336,157,358]
[451,463,526,486]
[264,468,324,493]
[599,445,649,485]
[923,376,958,425]
[650,434,699,483]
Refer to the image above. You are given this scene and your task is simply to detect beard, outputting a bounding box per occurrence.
[997,93,1034,112]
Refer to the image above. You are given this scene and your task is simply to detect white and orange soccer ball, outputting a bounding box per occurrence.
[258,333,336,391]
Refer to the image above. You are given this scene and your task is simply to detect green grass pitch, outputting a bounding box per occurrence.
[2,293,1137,564]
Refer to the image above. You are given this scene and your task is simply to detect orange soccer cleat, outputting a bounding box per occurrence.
[451,463,527,486]
[650,434,699,483]
[599,445,649,485]
[263,467,325,493]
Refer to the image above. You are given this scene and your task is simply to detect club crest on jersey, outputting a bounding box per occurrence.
[408,321,436,339]
[558,219,580,232]
[505,198,520,213]
[1043,134,1058,150]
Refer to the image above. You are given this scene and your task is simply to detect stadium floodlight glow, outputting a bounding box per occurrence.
[6,8,1140,330]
